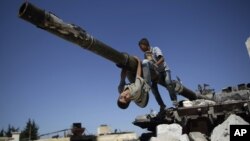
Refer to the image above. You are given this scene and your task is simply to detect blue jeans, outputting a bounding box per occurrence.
[142,60,177,107]
[158,71,177,102]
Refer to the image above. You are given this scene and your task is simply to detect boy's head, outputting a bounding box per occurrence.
[117,89,131,109]
[138,38,150,52]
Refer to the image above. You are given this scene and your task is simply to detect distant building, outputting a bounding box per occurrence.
[97,132,137,141]
[96,125,137,141]
[34,124,138,141]
[0,132,20,141]
[0,137,11,141]
[37,138,70,141]
[97,125,111,136]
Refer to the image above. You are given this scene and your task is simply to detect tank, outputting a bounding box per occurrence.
[18,3,250,140]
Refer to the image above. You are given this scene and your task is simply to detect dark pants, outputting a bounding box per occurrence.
[158,71,177,102]
[151,82,166,108]
[142,59,177,108]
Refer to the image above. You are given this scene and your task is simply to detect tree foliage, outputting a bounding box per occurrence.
[0,129,5,137]
[1,119,39,140]
[6,125,19,137]
[0,125,19,137]
[20,119,39,141]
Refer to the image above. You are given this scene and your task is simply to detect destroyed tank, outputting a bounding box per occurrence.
[19,2,250,140]
[134,83,250,140]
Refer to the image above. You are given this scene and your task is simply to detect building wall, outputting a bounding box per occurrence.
[97,132,138,141]
[36,138,70,141]
[11,132,20,141]
[0,137,11,141]
[35,132,138,141]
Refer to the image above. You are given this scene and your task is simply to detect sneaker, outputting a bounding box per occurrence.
[156,106,166,119]
[172,100,179,108]
[160,106,166,112]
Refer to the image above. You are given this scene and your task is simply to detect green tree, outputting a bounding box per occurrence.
[5,125,19,137]
[0,129,5,137]
[20,119,39,141]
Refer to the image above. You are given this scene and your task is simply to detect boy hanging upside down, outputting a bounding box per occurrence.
[117,56,151,109]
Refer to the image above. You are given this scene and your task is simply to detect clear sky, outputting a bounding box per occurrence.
[1,0,250,136]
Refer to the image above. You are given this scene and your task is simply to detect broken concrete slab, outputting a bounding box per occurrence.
[150,124,189,141]
[211,114,249,141]
[150,134,189,141]
[182,99,216,108]
[156,124,182,137]
[189,132,208,141]
[180,134,190,141]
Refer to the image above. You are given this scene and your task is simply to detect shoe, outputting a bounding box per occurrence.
[172,100,179,108]
[156,106,166,119]
[160,106,166,112]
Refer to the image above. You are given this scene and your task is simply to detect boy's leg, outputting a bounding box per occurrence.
[151,82,166,110]
[160,71,178,106]
[142,59,154,86]
[142,59,167,109]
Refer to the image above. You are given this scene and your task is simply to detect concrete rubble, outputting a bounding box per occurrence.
[147,114,249,141]
[182,99,216,107]
[214,90,250,103]
[210,114,249,141]
[150,124,189,141]
[189,132,208,141]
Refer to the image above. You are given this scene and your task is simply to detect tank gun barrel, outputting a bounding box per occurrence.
[18,2,137,72]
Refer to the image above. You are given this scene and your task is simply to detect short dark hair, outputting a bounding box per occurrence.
[138,38,150,47]
[117,99,130,109]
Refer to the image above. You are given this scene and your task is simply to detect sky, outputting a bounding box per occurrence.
[1,0,250,137]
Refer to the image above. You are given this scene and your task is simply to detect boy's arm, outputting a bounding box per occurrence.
[129,56,143,97]
[118,68,126,93]
[155,55,164,67]
[120,68,127,81]
[134,56,141,77]
[154,47,164,67]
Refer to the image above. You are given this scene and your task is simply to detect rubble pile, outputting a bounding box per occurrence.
[147,114,249,141]
[189,132,208,141]
[150,124,189,141]
[182,99,216,107]
[210,114,249,141]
